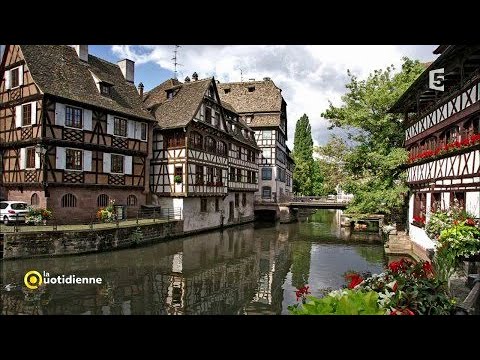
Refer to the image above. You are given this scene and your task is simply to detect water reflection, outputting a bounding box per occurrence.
[1,209,385,315]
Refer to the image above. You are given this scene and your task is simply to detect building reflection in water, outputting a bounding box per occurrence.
[0,210,384,315]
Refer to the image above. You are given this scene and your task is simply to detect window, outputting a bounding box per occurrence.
[114,117,128,137]
[215,198,220,212]
[216,168,222,185]
[11,67,19,88]
[451,191,466,210]
[65,106,83,129]
[61,193,77,207]
[175,166,183,178]
[167,90,173,99]
[235,193,239,207]
[247,171,252,183]
[217,141,227,156]
[66,149,83,170]
[236,168,242,182]
[214,112,220,127]
[22,104,31,126]
[237,146,242,159]
[207,166,214,184]
[224,88,230,94]
[111,154,124,173]
[263,130,272,140]
[127,194,138,206]
[262,186,271,199]
[229,167,235,182]
[262,148,272,163]
[431,192,441,212]
[166,131,185,148]
[205,137,216,153]
[242,193,246,207]
[246,116,252,124]
[413,193,426,220]
[262,167,272,180]
[31,193,39,206]
[248,86,255,92]
[140,123,147,141]
[97,194,109,207]
[196,165,204,185]
[190,132,203,150]
[277,166,285,182]
[100,84,111,96]
[252,172,257,184]
[205,107,212,124]
[26,147,35,169]
[201,198,208,212]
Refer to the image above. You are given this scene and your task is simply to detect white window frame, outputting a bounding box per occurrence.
[110,153,125,174]
[65,148,84,172]
[9,65,23,89]
[64,105,84,130]
[113,117,129,138]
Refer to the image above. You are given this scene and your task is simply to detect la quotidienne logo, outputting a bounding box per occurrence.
[24,270,103,290]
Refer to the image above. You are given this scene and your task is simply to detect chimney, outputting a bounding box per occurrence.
[263,77,271,81]
[118,59,135,83]
[138,82,144,98]
[192,72,198,81]
[75,45,88,62]
[184,76,191,82]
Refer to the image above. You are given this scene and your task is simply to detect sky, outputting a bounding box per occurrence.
[89,45,439,149]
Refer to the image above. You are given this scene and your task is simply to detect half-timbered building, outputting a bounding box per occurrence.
[217,78,289,202]
[144,74,259,232]
[0,45,155,223]
[391,45,480,255]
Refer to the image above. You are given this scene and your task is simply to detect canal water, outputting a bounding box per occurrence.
[0,209,385,315]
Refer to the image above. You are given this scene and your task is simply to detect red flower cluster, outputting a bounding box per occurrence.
[413,215,426,224]
[466,218,476,226]
[408,133,480,164]
[390,308,415,315]
[344,273,363,289]
[388,258,414,273]
[388,258,434,278]
[295,286,311,301]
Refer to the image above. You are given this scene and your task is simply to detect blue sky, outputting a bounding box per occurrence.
[88,45,439,147]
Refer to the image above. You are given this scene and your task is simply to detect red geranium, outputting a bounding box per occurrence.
[295,286,311,301]
[345,272,363,289]
[390,308,415,315]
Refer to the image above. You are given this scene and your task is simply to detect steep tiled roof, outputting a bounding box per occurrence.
[20,45,154,121]
[222,102,258,150]
[249,114,280,128]
[217,79,283,113]
[143,78,181,109]
[147,78,212,129]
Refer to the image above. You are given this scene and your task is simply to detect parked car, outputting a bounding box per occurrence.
[0,201,29,225]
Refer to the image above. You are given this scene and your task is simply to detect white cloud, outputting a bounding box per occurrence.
[112,45,438,148]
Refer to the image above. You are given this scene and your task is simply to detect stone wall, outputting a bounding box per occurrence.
[2,220,183,260]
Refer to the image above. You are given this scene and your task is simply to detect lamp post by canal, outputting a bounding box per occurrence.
[35,143,48,196]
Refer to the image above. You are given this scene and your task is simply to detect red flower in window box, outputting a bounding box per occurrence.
[412,215,426,226]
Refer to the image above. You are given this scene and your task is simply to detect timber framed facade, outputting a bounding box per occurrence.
[217,78,293,203]
[0,45,155,224]
[391,45,480,253]
[145,75,260,232]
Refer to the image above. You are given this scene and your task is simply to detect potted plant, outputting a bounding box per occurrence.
[26,207,53,225]
[174,175,182,184]
[97,199,117,223]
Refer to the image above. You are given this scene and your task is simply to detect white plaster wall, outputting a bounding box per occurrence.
[183,197,222,232]
[466,191,480,217]
[426,192,432,222]
[408,194,414,222]
[223,192,255,225]
[442,192,450,210]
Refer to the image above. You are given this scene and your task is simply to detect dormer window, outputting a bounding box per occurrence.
[167,90,174,100]
[100,83,111,96]
[248,86,255,92]
[224,88,230,94]
[11,67,20,88]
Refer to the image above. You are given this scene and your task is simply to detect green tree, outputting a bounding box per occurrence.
[321,57,424,219]
[293,114,316,195]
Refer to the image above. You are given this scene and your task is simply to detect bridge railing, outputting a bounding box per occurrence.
[254,194,354,204]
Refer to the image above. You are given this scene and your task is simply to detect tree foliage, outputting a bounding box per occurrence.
[314,136,349,195]
[321,57,424,216]
[293,114,315,195]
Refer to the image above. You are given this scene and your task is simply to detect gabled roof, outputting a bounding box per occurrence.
[146,78,212,129]
[217,79,284,114]
[18,45,154,121]
[222,101,259,150]
[143,78,181,109]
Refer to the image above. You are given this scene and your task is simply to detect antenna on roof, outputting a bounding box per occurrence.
[172,45,183,80]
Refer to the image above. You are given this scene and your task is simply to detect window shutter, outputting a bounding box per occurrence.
[31,102,37,124]
[83,150,92,171]
[55,103,65,126]
[5,70,11,89]
[15,105,22,128]
[56,147,65,170]
[18,65,24,86]
[19,148,26,170]
[103,153,111,173]
[127,120,135,138]
[35,152,41,169]
[107,115,114,134]
[83,109,93,131]
[125,156,133,175]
